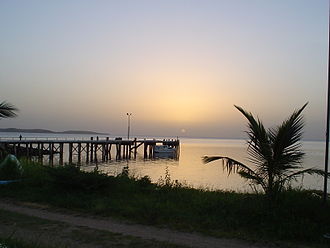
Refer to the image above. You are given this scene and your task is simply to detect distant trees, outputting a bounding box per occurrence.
[0,101,18,119]
[203,103,326,201]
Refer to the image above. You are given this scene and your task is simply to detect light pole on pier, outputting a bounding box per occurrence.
[323,4,330,203]
[127,113,132,140]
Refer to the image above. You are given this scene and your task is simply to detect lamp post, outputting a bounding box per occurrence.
[323,4,330,203]
[127,113,132,140]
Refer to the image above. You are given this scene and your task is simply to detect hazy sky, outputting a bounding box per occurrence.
[0,0,328,140]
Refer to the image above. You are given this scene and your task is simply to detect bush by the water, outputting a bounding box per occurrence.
[46,165,115,191]
[20,161,155,196]
[0,155,23,180]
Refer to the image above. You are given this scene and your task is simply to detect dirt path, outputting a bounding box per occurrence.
[0,200,279,248]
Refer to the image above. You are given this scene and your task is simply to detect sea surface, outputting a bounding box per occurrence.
[0,132,327,192]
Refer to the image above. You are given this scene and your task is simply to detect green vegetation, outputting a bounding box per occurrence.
[0,161,330,247]
[203,104,325,201]
[0,155,23,180]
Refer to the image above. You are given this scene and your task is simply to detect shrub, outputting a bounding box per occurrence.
[47,165,114,192]
[0,155,23,180]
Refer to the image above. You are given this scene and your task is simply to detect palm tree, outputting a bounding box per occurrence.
[0,101,18,119]
[0,101,18,159]
[203,103,325,200]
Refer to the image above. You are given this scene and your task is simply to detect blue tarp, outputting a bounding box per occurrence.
[0,179,21,184]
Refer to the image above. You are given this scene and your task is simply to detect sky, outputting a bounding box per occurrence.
[0,0,328,140]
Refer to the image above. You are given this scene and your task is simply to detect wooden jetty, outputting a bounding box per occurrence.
[0,137,180,165]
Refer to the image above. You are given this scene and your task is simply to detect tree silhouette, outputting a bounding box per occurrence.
[203,103,326,200]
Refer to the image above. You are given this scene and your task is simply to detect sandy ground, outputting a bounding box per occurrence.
[0,200,286,248]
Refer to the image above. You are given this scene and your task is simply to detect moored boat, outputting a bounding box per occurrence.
[154,145,176,157]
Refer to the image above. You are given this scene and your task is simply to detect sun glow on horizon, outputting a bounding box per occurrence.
[116,64,237,125]
[133,79,217,124]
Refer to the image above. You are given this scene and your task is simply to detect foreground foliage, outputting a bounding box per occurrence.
[0,162,329,246]
[203,104,325,201]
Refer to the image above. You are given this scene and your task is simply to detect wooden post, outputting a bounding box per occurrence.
[77,143,81,164]
[38,143,43,164]
[144,143,147,159]
[115,144,118,160]
[101,143,105,161]
[105,138,108,160]
[94,143,98,162]
[86,143,90,163]
[69,143,73,164]
[49,143,54,166]
[118,143,121,159]
[59,143,64,165]
[134,138,137,159]
[149,145,153,159]
[90,143,93,161]
[108,144,112,160]
[104,144,108,160]
[123,145,126,159]
[90,137,94,161]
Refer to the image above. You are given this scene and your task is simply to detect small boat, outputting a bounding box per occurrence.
[0,179,21,185]
[154,145,176,157]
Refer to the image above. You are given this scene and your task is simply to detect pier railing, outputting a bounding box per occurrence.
[0,137,109,141]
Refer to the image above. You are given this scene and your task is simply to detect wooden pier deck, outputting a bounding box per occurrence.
[0,137,180,165]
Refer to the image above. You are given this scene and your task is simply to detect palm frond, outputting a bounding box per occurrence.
[203,155,265,186]
[234,105,272,169]
[0,101,18,118]
[270,103,307,173]
[203,156,249,173]
[202,156,227,164]
[280,168,328,184]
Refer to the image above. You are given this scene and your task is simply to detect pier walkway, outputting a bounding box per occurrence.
[0,137,180,165]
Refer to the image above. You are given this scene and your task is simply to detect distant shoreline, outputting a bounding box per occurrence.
[0,128,108,135]
[0,129,323,142]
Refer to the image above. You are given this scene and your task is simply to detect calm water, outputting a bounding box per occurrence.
[0,132,327,192]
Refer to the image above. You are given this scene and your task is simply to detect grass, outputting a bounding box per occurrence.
[1,160,330,247]
[0,208,186,248]
[0,208,68,248]
[0,238,51,248]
